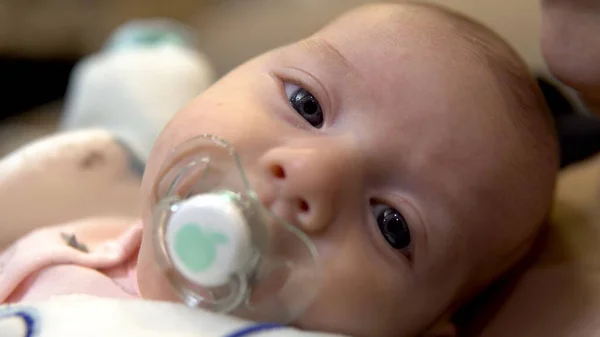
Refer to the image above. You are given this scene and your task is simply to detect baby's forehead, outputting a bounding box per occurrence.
[299,9,504,113]
[319,4,466,46]
[298,4,525,133]
[315,3,510,68]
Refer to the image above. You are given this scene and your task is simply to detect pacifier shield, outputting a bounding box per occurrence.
[152,134,322,324]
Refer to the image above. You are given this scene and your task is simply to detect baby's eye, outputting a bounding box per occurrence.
[372,203,412,257]
[284,83,324,128]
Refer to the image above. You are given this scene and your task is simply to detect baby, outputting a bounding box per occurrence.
[0,2,558,337]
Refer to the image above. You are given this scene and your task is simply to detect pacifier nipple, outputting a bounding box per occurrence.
[151,135,321,324]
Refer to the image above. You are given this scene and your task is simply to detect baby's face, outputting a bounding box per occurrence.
[137,5,555,337]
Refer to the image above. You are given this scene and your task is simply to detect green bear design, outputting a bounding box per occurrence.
[174,223,229,272]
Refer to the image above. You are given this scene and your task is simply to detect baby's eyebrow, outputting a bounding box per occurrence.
[298,38,357,76]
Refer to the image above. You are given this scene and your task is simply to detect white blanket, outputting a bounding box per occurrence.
[0,295,345,337]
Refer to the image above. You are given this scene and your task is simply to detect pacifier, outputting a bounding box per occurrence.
[151,135,321,324]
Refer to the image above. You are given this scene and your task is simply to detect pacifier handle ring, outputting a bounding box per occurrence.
[176,271,248,313]
[215,272,249,313]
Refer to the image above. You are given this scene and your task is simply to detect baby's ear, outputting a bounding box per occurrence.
[422,319,457,337]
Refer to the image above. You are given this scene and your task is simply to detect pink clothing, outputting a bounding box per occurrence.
[0,218,143,304]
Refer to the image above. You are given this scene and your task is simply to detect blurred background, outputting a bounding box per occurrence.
[0,0,551,156]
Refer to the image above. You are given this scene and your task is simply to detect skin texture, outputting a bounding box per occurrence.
[540,0,600,114]
[136,4,558,337]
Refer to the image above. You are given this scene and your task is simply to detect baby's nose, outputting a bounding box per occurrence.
[258,146,352,234]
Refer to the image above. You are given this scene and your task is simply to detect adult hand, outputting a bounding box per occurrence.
[540,0,600,114]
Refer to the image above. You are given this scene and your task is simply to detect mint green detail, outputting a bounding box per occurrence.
[107,28,188,51]
[174,223,229,273]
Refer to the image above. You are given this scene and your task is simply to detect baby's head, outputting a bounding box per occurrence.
[136,3,558,336]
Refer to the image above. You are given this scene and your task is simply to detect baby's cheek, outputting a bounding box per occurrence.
[136,232,180,302]
[295,240,424,336]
